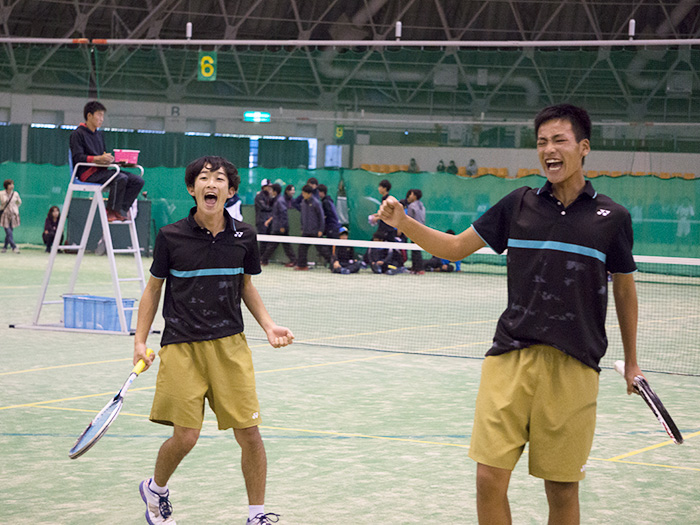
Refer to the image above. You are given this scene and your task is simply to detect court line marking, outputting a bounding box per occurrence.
[606,429,700,461]
[17,406,700,472]
[589,457,700,472]
[0,340,404,376]
[0,358,136,376]
[258,424,470,448]
[12,404,700,472]
[0,353,401,410]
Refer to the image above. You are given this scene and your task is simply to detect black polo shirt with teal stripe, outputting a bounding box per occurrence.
[472,181,636,371]
[151,207,261,346]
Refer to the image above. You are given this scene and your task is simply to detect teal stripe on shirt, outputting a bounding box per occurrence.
[170,267,244,278]
[507,239,606,263]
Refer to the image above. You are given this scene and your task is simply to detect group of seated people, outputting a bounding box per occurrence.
[329,227,462,275]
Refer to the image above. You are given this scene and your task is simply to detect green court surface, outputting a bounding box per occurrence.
[1,250,699,524]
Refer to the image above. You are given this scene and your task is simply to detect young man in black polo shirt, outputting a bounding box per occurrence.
[69,100,144,222]
[133,156,293,525]
[377,104,642,524]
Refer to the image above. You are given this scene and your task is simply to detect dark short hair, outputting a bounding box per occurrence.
[302,184,314,194]
[271,183,282,195]
[307,177,319,186]
[46,205,60,219]
[409,189,422,200]
[534,103,591,143]
[317,184,328,195]
[284,184,295,195]
[185,156,240,191]
[379,179,391,191]
[83,100,106,120]
[3,178,13,189]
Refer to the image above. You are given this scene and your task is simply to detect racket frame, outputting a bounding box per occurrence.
[633,375,684,445]
[613,360,683,445]
[68,350,152,459]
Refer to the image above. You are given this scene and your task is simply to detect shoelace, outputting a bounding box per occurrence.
[158,495,173,519]
[251,512,281,524]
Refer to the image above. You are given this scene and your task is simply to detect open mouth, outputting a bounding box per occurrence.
[204,192,218,205]
[545,159,563,172]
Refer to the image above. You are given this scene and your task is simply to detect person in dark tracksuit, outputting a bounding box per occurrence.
[261,184,296,266]
[330,227,361,274]
[317,184,341,265]
[294,184,324,271]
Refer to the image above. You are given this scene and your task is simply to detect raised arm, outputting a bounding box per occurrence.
[377,195,485,261]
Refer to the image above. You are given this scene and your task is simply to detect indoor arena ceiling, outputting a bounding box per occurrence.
[1,0,700,122]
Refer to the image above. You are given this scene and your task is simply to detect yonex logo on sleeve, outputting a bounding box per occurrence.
[596,209,610,216]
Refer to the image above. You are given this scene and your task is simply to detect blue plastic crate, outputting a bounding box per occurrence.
[63,294,134,332]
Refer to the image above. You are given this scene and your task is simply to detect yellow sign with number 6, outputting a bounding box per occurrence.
[198,51,217,81]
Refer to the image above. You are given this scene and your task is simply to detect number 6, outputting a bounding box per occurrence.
[200,55,215,77]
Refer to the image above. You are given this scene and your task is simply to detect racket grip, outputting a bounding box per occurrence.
[613,360,625,377]
[132,348,154,375]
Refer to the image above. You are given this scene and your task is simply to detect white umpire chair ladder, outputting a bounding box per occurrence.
[28,162,146,334]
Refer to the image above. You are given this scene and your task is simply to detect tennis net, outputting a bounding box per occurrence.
[244,235,700,377]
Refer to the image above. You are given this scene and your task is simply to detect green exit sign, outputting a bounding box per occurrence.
[243,111,271,123]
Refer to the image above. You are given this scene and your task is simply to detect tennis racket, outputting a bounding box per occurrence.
[69,348,154,459]
[614,360,683,445]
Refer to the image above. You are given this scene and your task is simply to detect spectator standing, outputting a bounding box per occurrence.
[0,179,21,253]
[446,160,458,175]
[317,184,342,264]
[254,178,273,255]
[436,160,446,172]
[408,158,420,173]
[295,184,325,271]
[69,100,144,222]
[43,205,62,252]
[369,179,397,240]
[405,189,426,274]
[261,184,297,267]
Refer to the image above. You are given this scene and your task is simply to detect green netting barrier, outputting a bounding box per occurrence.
[342,170,700,260]
[1,163,697,261]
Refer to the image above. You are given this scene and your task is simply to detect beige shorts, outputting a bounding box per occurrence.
[469,345,599,482]
[150,333,261,430]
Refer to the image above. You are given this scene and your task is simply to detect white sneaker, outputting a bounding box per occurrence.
[139,478,176,524]
[246,513,281,524]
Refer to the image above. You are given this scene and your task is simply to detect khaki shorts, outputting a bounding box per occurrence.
[150,333,261,430]
[469,345,599,482]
